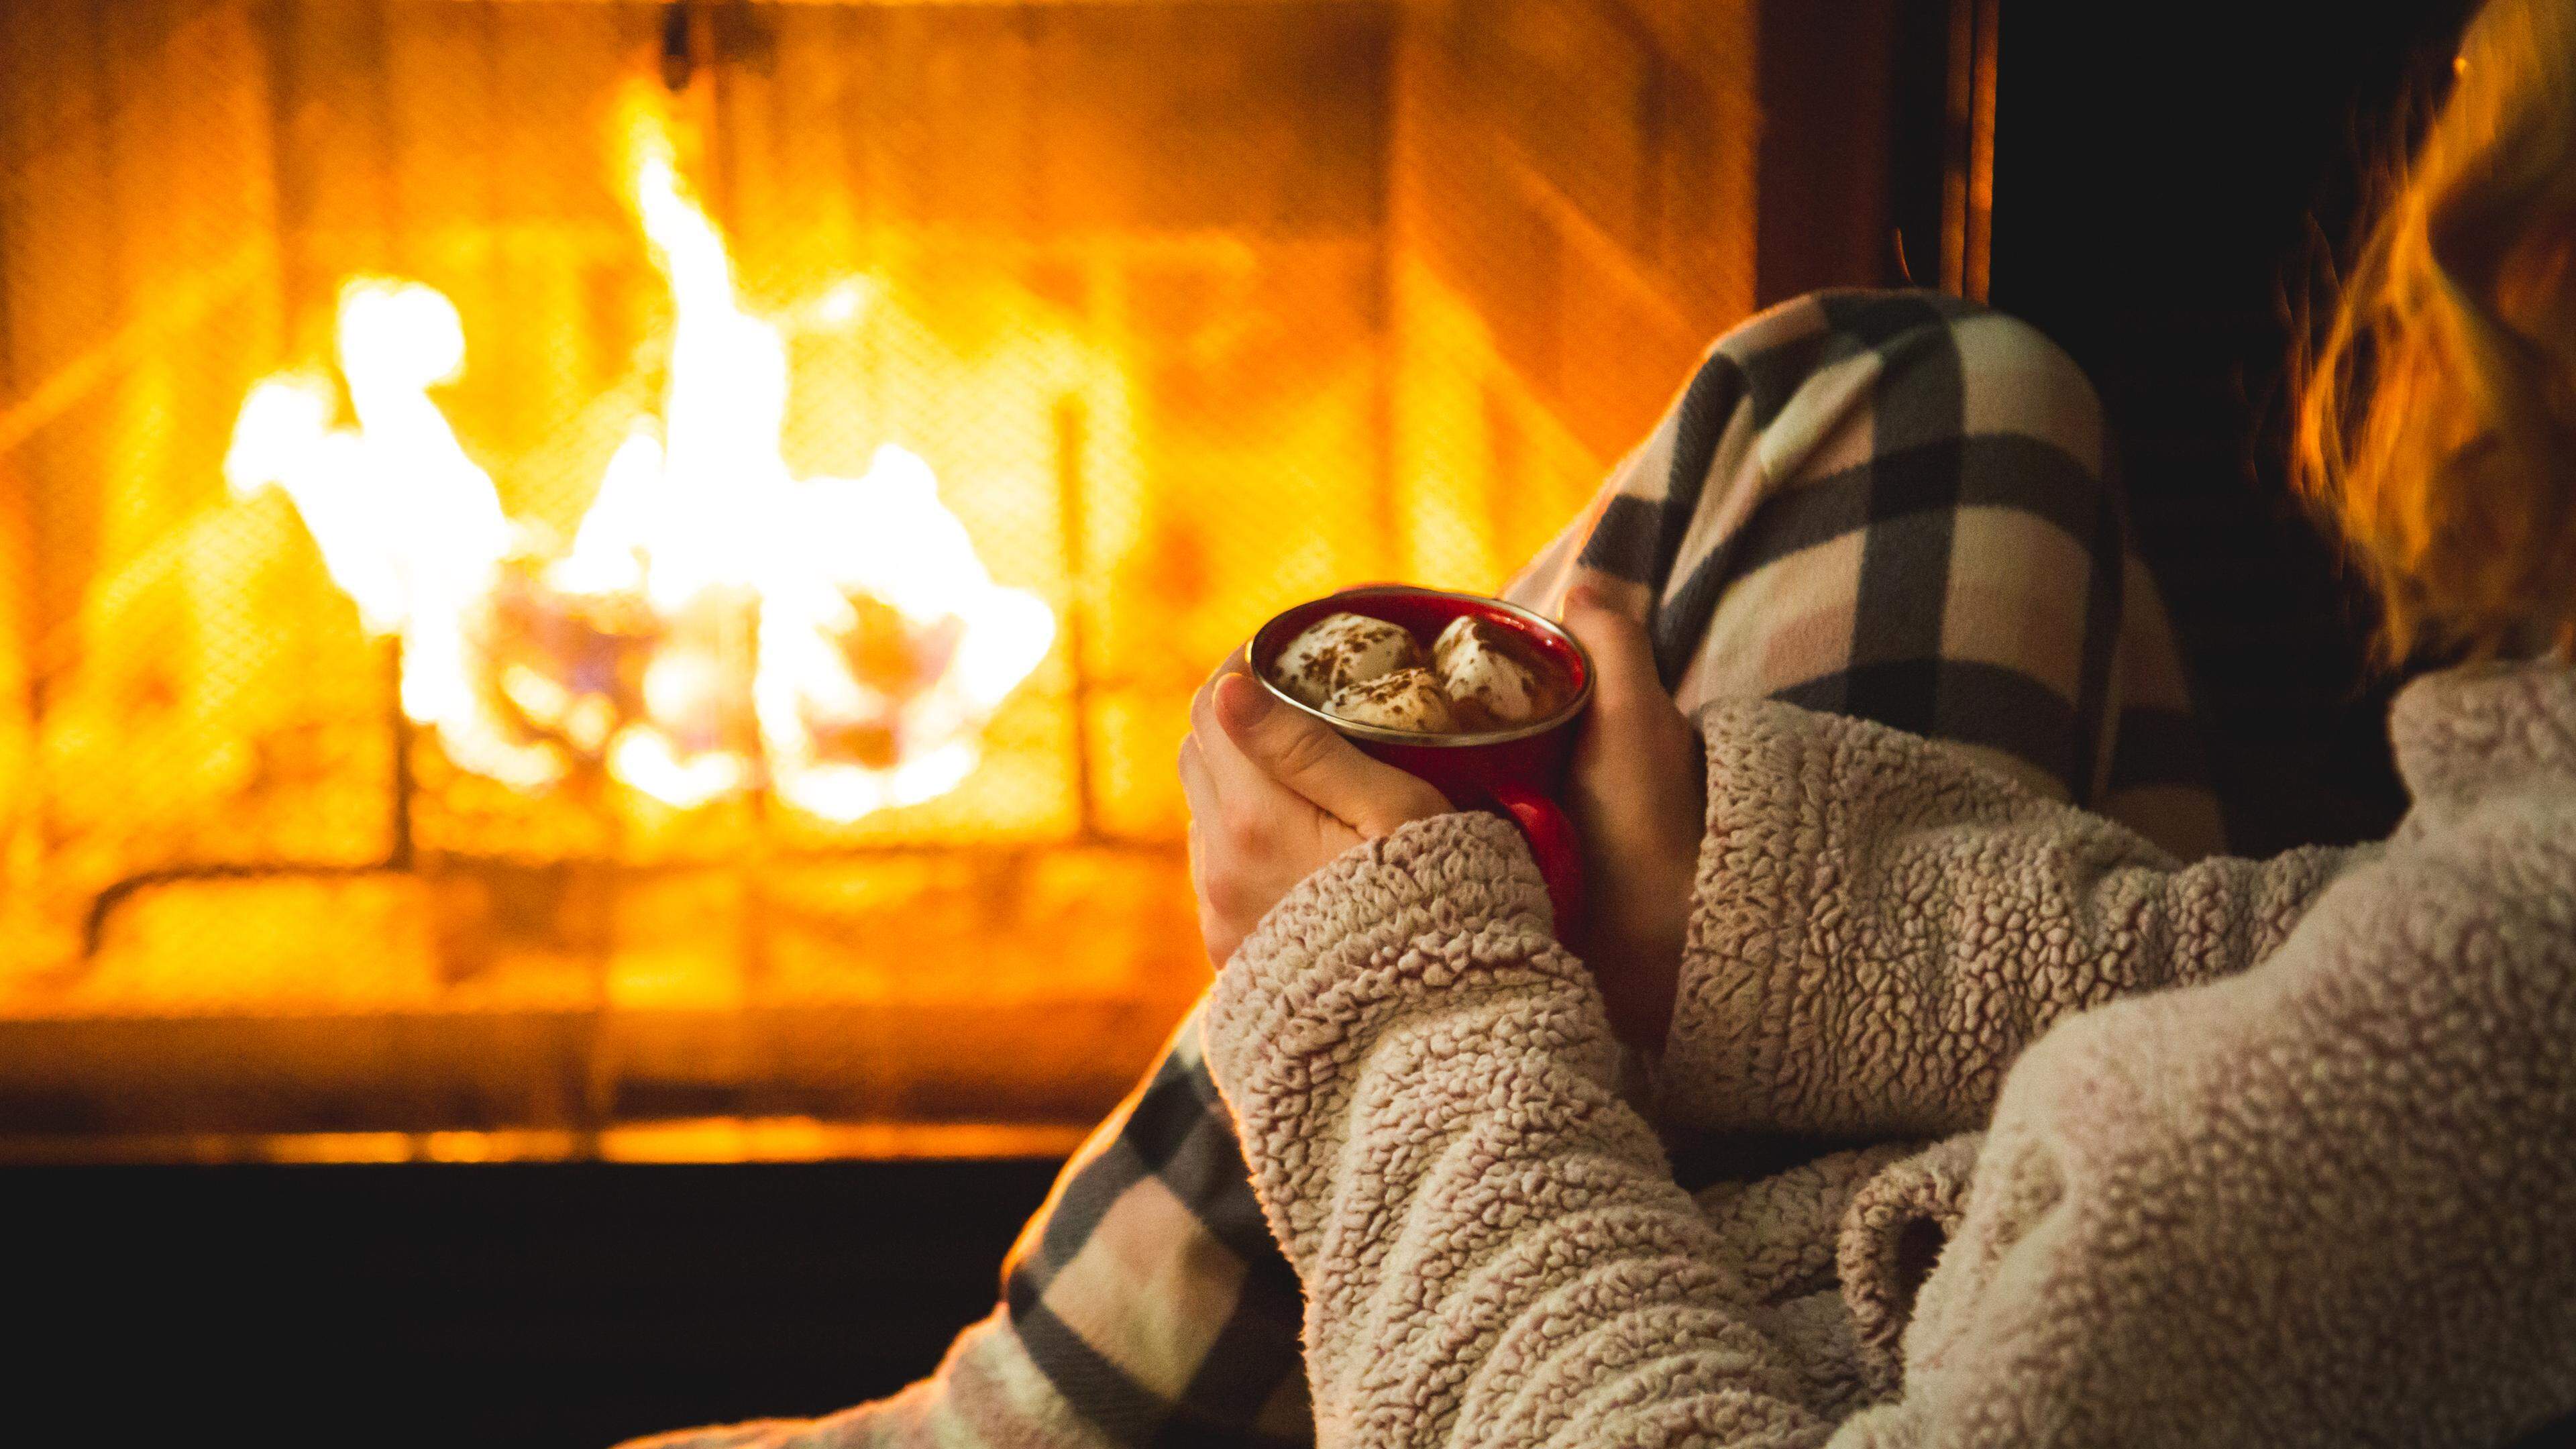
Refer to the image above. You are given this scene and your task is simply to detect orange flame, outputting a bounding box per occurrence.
[224,111,1054,821]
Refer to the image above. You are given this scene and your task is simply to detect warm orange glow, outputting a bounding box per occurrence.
[223,110,1055,822]
[0,1,1674,1161]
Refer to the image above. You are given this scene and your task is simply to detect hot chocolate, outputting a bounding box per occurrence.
[1269,608,1570,735]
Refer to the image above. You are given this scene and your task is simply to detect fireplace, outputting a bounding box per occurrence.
[0,0,1952,1161]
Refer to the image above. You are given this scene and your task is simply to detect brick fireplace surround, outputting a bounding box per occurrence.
[0,0,1937,1161]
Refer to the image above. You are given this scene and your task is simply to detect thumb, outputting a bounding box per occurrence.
[1213,674,1449,835]
[1560,585,1666,720]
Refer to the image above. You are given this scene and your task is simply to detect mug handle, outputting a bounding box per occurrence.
[1487,780,1585,940]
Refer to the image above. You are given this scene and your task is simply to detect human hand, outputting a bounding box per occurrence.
[1179,651,1453,966]
[1560,585,1705,1050]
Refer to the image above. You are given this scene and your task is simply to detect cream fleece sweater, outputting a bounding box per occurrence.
[1202,661,2576,1448]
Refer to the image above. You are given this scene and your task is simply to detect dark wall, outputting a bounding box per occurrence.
[1752,0,1922,306]
[1990,1,2472,853]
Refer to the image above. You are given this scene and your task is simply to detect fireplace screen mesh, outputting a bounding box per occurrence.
[0,0,1760,1155]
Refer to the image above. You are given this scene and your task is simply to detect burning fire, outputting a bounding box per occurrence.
[223,115,1054,822]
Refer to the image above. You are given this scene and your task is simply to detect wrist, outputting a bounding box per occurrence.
[1577,853,1693,1051]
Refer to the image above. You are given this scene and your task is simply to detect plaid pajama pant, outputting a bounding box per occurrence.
[623,290,2227,1449]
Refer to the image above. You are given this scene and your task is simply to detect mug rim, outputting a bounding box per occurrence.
[1248,584,1597,747]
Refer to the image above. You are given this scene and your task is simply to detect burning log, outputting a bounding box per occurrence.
[220,109,1055,825]
[478,557,668,766]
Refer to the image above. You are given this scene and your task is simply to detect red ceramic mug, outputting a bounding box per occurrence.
[1248,584,1593,936]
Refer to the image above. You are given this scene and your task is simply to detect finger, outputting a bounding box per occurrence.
[1561,586,1668,720]
[1559,572,1653,625]
[1187,643,1250,721]
[1180,737,1215,932]
[1193,670,1302,809]
[1178,735,1218,822]
[1212,674,1448,836]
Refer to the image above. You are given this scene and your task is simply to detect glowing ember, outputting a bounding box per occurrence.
[223,117,1054,821]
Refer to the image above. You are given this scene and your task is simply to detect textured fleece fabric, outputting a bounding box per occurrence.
[616,1309,1138,1449]
[1202,661,2576,1449]
[613,288,2231,1449]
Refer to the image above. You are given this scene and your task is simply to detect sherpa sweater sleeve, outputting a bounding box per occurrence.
[1202,811,1836,1449]
[1655,699,2363,1139]
[1831,796,2576,1448]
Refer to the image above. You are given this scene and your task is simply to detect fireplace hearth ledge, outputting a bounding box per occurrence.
[0,990,1175,1162]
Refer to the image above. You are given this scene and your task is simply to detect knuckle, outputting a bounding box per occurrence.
[1201,864,1240,906]
[1209,876,1259,920]
[1198,910,1234,960]
[1359,784,1448,839]
[1220,811,1267,854]
[1269,720,1340,779]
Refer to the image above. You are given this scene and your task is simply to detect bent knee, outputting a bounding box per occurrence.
[1702,289,2104,470]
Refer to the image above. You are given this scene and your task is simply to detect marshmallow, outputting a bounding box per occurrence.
[1323,667,1456,733]
[1269,612,1422,708]
[1432,615,1546,727]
